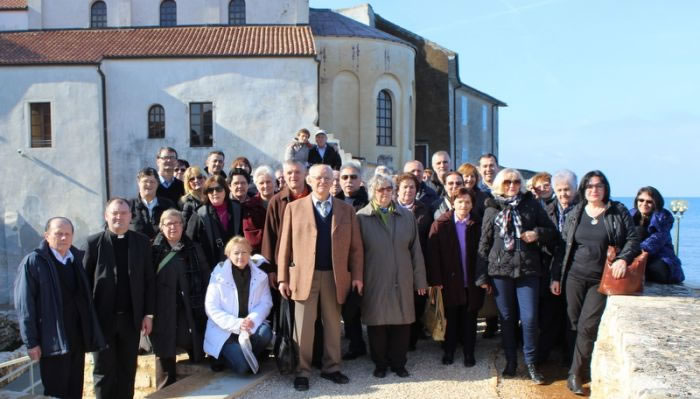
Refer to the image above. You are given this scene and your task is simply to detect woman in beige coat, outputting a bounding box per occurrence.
[356,174,428,379]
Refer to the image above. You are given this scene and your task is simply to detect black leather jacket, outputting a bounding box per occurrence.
[551,200,641,282]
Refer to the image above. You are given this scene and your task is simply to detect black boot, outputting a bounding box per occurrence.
[527,363,545,385]
[502,360,517,377]
[567,374,585,395]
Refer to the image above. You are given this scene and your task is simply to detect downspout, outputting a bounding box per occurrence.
[315,54,321,128]
[97,64,110,199]
[452,82,461,163]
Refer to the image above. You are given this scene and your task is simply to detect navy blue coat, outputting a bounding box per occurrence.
[630,208,684,283]
[14,241,105,356]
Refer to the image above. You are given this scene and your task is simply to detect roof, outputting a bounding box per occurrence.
[0,25,316,65]
[0,0,26,10]
[309,8,412,48]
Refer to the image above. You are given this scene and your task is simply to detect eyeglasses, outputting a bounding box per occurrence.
[585,183,605,190]
[158,155,176,161]
[189,175,205,182]
[206,186,225,194]
[503,180,521,186]
[637,198,654,205]
[341,174,358,180]
[377,186,393,193]
[162,221,183,228]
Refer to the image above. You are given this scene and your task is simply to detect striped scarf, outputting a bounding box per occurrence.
[493,194,523,251]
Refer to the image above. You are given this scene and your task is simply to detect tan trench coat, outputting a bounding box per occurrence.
[356,202,428,326]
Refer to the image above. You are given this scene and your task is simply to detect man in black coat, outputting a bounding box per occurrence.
[403,160,439,207]
[130,167,176,240]
[307,130,342,170]
[83,198,156,399]
[155,146,185,205]
[15,217,105,399]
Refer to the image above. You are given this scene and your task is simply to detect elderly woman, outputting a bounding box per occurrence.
[427,187,485,367]
[458,162,491,219]
[476,168,558,384]
[229,169,267,254]
[252,165,277,209]
[152,209,210,388]
[538,169,578,365]
[204,236,273,374]
[356,174,428,378]
[186,175,242,268]
[433,172,464,219]
[395,173,434,350]
[631,186,684,284]
[550,171,640,395]
[531,172,556,208]
[180,166,206,225]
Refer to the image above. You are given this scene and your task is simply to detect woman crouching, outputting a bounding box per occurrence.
[203,236,273,374]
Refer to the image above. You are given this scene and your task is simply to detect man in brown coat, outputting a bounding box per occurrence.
[278,164,364,391]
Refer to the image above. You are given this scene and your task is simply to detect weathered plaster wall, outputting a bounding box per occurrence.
[0,10,28,31]
[0,66,106,304]
[246,0,308,25]
[316,36,415,169]
[101,57,318,199]
[454,91,495,166]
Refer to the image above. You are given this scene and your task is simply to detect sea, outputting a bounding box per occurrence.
[616,197,700,288]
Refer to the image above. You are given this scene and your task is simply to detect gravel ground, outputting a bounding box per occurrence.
[241,325,580,399]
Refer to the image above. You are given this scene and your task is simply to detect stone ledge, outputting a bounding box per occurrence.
[591,283,700,399]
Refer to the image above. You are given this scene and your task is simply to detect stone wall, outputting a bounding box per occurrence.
[591,283,700,398]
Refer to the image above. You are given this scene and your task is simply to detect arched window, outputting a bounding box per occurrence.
[148,105,165,138]
[160,0,177,27]
[90,1,107,28]
[229,0,246,25]
[376,90,393,146]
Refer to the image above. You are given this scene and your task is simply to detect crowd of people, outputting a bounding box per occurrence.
[14,128,685,398]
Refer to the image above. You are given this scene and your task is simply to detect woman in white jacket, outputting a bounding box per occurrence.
[204,236,273,374]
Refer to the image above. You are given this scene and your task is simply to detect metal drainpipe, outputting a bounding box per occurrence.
[452,82,461,163]
[97,64,110,199]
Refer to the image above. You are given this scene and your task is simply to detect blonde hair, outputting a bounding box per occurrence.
[491,168,526,197]
[159,209,184,227]
[224,236,253,258]
[182,166,205,198]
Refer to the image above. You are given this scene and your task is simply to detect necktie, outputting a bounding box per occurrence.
[317,201,329,217]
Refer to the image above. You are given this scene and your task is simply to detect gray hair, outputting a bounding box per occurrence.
[340,162,362,176]
[282,159,306,173]
[253,165,275,183]
[374,165,393,176]
[309,163,332,177]
[159,209,185,227]
[552,169,578,190]
[431,150,450,165]
[367,174,395,201]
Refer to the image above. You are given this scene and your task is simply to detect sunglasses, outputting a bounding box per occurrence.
[585,183,605,190]
[340,174,358,180]
[206,186,225,194]
[175,168,187,173]
[503,180,521,186]
[188,175,205,182]
[637,198,654,205]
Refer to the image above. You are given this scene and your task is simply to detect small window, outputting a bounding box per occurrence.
[229,0,246,25]
[30,103,51,148]
[148,105,165,138]
[160,0,177,27]
[376,90,392,146]
[190,102,213,147]
[90,1,107,28]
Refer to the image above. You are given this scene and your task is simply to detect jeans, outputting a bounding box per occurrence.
[219,323,273,374]
[492,276,539,365]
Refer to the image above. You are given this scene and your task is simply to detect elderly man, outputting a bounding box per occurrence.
[155,147,185,205]
[15,217,105,399]
[403,160,438,206]
[204,150,227,179]
[129,167,176,240]
[83,198,155,399]
[307,129,342,170]
[277,164,364,391]
[334,163,369,360]
[477,153,499,193]
[426,151,451,198]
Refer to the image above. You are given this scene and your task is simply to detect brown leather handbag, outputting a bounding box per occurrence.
[598,247,648,295]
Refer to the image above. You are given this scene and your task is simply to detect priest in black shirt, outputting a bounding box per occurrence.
[83,198,156,399]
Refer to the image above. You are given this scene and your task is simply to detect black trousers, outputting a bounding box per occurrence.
[444,302,478,358]
[342,308,366,354]
[409,293,427,347]
[93,313,141,399]
[40,333,85,399]
[566,276,607,378]
[155,356,177,390]
[646,257,672,284]
[537,291,570,364]
[367,324,410,370]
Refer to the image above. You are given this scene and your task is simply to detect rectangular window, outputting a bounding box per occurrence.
[461,97,468,126]
[30,102,51,148]
[482,104,488,131]
[189,102,213,147]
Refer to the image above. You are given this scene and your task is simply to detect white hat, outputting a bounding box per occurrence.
[315,129,327,137]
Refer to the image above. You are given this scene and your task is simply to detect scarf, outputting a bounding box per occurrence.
[557,201,575,232]
[493,194,523,251]
[371,200,395,226]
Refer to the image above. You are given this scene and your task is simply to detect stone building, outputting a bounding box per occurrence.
[0,0,503,304]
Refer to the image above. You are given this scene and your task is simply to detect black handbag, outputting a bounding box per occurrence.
[273,298,297,374]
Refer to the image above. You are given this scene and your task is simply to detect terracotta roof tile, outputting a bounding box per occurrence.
[0,25,316,65]
[0,0,26,10]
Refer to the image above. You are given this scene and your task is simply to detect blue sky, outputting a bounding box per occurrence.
[310,0,700,197]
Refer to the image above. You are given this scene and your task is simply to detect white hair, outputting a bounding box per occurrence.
[253,165,275,183]
[367,174,394,201]
[552,169,578,190]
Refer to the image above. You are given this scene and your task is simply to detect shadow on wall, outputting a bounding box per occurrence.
[21,154,99,195]
[1,198,43,305]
